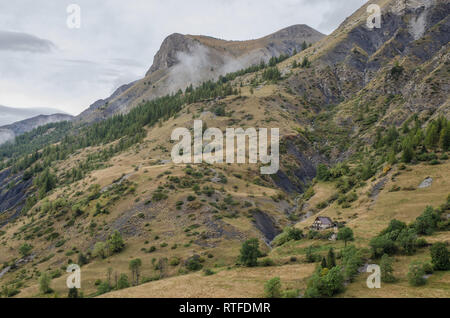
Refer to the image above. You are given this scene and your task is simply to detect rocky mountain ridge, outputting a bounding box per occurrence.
[77,24,325,123]
[0,113,74,145]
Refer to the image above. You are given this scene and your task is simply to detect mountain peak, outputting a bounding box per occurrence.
[147,33,198,74]
[79,24,325,123]
[147,25,325,76]
[266,24,325,39]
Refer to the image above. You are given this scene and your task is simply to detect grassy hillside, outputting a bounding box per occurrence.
[0,0,449,299]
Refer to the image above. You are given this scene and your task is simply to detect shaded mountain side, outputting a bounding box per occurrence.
[0,168,31,226]
[0,113,74,145]
[77,25,325,123]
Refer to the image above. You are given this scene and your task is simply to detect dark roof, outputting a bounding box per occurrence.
[316,217,333,225]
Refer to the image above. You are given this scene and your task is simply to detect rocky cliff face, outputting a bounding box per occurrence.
[147,33,200,75]
[77,25,325,123]
[0,168,31,225]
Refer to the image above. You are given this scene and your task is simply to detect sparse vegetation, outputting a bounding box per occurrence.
[239,239,262,267]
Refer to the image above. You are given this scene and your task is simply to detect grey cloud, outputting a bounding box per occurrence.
[317,0,367,33]
[109,58,144,68]
[0,30,55,53]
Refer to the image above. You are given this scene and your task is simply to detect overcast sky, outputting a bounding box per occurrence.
[0,0,366,116]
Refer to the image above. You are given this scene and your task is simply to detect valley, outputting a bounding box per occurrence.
[0,0,449,299]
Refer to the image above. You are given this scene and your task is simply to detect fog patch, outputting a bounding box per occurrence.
[409,9,427,40]
[0,129,15,145]
[167,43,268,93]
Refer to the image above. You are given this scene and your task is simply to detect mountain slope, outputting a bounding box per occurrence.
[0,105,67,126]
[0,0,449,299]
[77,25,325,123]
[0,114,74,145]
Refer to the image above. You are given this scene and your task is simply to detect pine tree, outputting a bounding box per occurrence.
[425,123,439,149]
[129,259,142,286]
[380,254,396,283]
[301,57,310,68]
[302,41,308,51]
[321,257,327,269]
[327,248,336,268]
[439,123,450,151]
[402,141,414,163]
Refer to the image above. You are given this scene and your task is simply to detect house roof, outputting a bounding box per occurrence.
[316,217,333,225]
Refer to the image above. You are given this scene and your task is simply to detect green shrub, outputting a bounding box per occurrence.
[262,67,281,82]
[97,281,111,295]
[39,272,52,294]
[390,63,404,79]
[282,289,300,298]
[238,238,262,267]
[272,227,303,246]
[380,254,396,283]
[185,256,203,271]
[422,262,434,275]
[397,228,417,255]
[340,246,363,282]
[152,191,168,202]
[304,266,345,298]
[108,231,125,253]
[117,274,130,289]
[416,238,428,248]
[408,262,426,286]
[19,243,33,257]
[413,206,440,235]
[306,245,320,263]
[259,258,275,267]
[264,277,282,298]
[430,242,450,271]
[337,227,354,246]
[169,257,180,266]
[68,287,79,298]
[203,269,215,276]
[316,164,330,181]
[370,235,398,258]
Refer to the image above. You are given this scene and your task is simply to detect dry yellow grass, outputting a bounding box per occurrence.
[1,90,307,298]
[100,263,315,298]
[1,54,449,299]
[296,161,450,244]
[340,249,450,298]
